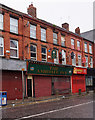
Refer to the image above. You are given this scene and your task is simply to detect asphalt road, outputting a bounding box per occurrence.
[1,93,94,119]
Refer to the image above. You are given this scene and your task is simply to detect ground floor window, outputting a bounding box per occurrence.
[86,76,93,86]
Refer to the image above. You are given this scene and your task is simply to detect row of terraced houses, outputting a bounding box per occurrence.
[0,3,95,100]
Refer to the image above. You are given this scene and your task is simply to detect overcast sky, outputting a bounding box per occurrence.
[0,0,94,33]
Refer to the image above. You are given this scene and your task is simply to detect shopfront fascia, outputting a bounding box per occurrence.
[26,61,74,97]
[72,67,87,93]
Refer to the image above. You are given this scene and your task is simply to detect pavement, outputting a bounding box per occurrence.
[1,91,94,109]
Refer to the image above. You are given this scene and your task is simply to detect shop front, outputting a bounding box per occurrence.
[71,67,87,93]
[26,61,73,98]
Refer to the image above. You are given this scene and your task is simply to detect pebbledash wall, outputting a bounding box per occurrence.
[0,3,94,100]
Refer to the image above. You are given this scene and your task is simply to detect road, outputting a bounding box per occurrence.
[1,93,94,119]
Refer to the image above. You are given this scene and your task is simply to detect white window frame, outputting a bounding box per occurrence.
[62,50,66,65]
[30,44,37,60]
[10,39,18,58]
[54,50,59,64]
[10,17,18,34]
[78,54,81,67]
[71,39,74,49]
[61,36,65,47]
[89,44,92,54]
[0,14,3,30]
[0,37,4,56]
[41,47,47,62]
[77,41,80,50]
[30,24,36,39]
[90,56,93,68]
[72,54,76,66]
[85,55,88,67]
[41,28,46,42]
[53,33,57,44]
[84,42,87,53]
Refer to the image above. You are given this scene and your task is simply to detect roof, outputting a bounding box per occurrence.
[0,3,85,39]
[81,29,95,42]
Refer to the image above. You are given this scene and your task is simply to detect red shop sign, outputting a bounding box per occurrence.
[73,67,87,74]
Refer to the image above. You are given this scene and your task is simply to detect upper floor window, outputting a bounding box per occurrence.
[41,28,46,42]
[78,54,81,66]
[89,44,92,54]
[53,32,57,44]
[10,39,18,58]
[54,50,59,64]
[0,37,4,56]
[41,47,47,62]
[72,53,76,66]
[90,56,93,68]
[10,17,18,34]
[0,14,3,30]
[71,39,74,49]
[62,50,66,65]
[77,41,80,50]
[84,42,87,53]
[61,36,65,47]
[30,24,36,39]
[85,55,88,67]
[30,44,37,60]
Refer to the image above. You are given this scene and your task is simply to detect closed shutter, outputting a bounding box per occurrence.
[34,76,52,97]
[52,76,71,95]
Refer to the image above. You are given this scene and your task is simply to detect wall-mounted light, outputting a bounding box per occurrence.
[24,21,29,27]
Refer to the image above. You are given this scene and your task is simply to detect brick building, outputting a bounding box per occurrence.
[0,3,94,100]
[81,30,95,90]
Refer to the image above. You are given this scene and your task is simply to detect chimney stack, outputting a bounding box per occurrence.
[75,27,80,35]
[62,23,69,31]
[27,3,37,18]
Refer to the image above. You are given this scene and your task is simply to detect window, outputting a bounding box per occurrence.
[0,14,3,30]
[78,54,81,66]
[54,50,59,64]
[0,37,4,56]
[41,47,47,62]
[86,76,93,86]
[62,50,66,65]
[77,41,80,50]
[84,42,87,53]
[30,24,36,39]
[61,36,65,47]
[85,55,88,67]
[53,33,57,44]
[41,28,46,41]
[71,39,74,49]
[72,53,76,66]
[90,56,93,68]
[10,40,18,58]
[30,44,37,60]
[89,44,92,54]
[10,17,18,34]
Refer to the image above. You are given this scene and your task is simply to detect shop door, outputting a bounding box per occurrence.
[27,79,32,97]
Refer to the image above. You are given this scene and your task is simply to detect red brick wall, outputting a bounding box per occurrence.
[34,76,51,97]
[1,8,94,68]
[2,71,22,100]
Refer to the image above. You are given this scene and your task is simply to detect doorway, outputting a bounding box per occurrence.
[27,79,32,97]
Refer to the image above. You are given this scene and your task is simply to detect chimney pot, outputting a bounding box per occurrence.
[62,23,69,31]
[75,27,80,35]
[27,3,37,18]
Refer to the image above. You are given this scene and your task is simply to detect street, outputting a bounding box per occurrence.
[1,93,94,119]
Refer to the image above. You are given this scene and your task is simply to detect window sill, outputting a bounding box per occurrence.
[61,45,66,48]
[30,37,38,41]
[41,40,48,43]
[10,32,19,36]
[10,57,20,60]
[53,43,59,46]
[0,29,5,32]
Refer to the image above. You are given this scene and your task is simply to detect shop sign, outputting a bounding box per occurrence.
[73,67,87,74]
[27,62,73,76]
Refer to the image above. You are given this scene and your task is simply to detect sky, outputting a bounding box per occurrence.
[0,0,94,33]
